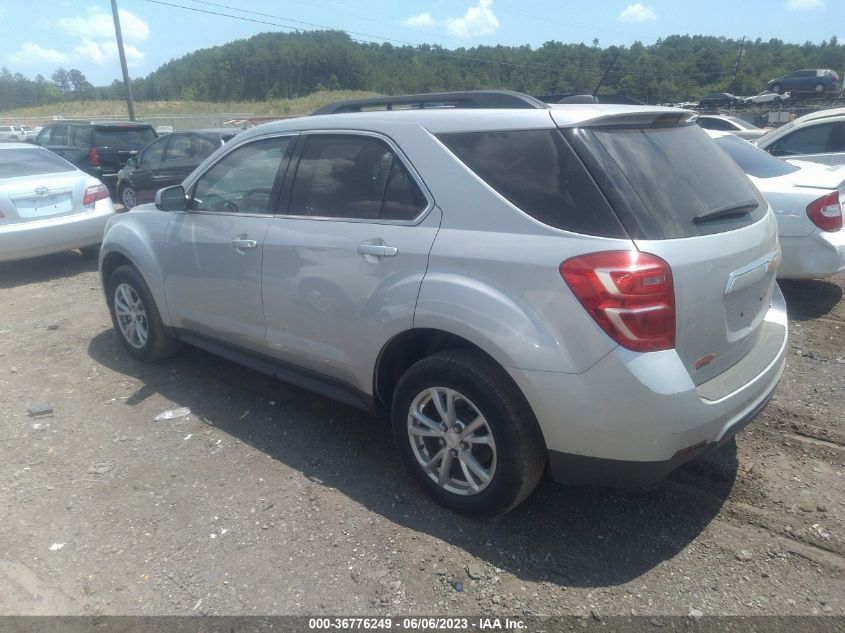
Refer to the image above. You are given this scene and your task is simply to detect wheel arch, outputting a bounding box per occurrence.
[373,328,539,427]
[99,222,172,326]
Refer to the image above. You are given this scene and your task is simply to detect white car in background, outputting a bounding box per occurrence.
[0,143,115,262]
[745,91,791,105]
[695,114,768,140]
[707,130,845,279]
[0,125,24,142]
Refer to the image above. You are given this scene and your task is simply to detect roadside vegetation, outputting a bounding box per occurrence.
[0,90,379,120]
[1,30,844,114]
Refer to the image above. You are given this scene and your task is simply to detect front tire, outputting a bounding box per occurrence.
[391,350,546,517]
[106,264,180,362]
[120,184,137,210]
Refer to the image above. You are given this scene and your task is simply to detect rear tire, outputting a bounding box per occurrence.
[814,83,825,93]
[391,350,546,517]
[106,264,180,362]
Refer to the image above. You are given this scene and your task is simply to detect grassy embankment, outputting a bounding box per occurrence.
[0,90,380,120]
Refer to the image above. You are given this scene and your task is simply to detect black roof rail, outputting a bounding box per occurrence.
[311,90,549,115]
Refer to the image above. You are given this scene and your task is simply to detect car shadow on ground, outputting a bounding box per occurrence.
[87,330,737,589]
[779,279,843,321]
[0,251,98,289]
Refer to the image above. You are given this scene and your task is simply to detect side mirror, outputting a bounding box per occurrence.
[126,156,137,168]
[155,185,188,211]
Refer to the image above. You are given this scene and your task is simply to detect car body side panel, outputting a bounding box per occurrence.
[99,206,174,324]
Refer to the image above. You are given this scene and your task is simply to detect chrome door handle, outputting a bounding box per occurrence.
[230,238,258,252]
[357,243,398,257]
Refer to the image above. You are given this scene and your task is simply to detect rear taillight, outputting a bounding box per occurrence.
[560,251,675,353]
[806,191,843,232]
[89,147,100,167]
[83,183,110,205]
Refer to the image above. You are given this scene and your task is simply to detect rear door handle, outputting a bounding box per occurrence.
[357,242,398,258]
[230,238,258,253]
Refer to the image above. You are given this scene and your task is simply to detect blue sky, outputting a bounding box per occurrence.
[1,0,842,85]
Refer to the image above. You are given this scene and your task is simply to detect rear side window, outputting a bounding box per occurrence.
[51,125,68,146]
[70,126,90,148]
[438,130,626,238]
[573,123,765,239]
[93,126,157,149]
[288,134,427,221]
[0,148,75,178]
[714,134,799,178]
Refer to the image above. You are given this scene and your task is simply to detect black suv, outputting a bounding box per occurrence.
[34,121,158,194]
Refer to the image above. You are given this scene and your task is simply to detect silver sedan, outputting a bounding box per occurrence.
[0,143,115,262]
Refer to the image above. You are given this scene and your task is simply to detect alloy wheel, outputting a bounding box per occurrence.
[407,387,497,496]
[114,282,149,348]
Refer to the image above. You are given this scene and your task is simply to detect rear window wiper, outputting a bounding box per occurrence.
[692,200,759,225]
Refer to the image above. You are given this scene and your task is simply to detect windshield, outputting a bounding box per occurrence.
[573,123,765,239]
[0,147,76,178]
[92,126,157,150]
[715,134,799,178]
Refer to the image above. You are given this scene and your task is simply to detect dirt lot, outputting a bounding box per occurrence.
[0,253,843,618]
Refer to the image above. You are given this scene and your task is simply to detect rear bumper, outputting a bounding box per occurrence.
[777,230,845,279]
[507,286,788,486]
[0,199,115,262]
[547,383,775,486]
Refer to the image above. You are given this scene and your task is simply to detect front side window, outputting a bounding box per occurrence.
[195,136,221,158]
[288,134,427,221]
[771,123,835,156]
[140,138,167,165]
[191,137,292,214]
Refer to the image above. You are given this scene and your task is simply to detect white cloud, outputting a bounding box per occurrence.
[445,0,500,38]
[59,7,149,42]
[617,3,657,22]
[73,38,144,67]
[402,12,435,28]
[784,0,824,10]
[8,42,70,65]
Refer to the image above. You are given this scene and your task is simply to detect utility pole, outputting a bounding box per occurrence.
[110,0,136,121]
[731,36,746,94]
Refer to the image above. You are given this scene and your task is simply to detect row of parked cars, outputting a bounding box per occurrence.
[2,91,843,515]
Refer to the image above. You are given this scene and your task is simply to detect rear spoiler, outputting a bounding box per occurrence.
[550,108,698,128]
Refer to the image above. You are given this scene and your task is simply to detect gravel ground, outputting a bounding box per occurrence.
[0,253,842,617]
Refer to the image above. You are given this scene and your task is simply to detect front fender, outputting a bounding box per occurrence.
[100,207,174,326]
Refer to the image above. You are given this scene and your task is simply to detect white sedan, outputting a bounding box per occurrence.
[707,130,845,279]
[0,143,115,262]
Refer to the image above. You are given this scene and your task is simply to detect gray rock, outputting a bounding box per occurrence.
[688,608,704,621]
[736,550,753,562]
[817,504,828,513]
[466,563,483,580]
[27,402,53,416]
[491,595,501,605]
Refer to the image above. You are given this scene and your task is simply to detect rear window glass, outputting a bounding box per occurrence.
[714,134,799,178]
[580,124,766,239]
[0,148,75,178]
[438,130,626,238]
[93,126,157,150]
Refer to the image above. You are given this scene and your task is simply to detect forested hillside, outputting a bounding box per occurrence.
[2,30,843,111]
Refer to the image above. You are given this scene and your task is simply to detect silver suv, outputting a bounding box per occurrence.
[99,91,788,516]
